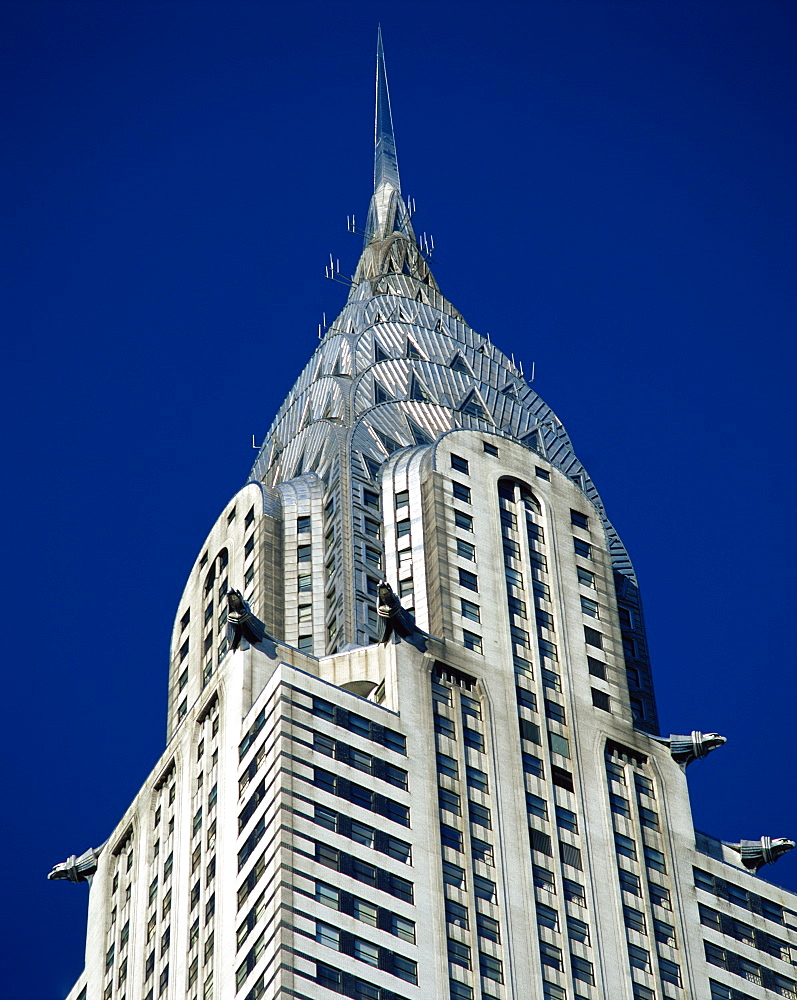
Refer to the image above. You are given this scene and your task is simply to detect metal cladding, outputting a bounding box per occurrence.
[247,34,638,652]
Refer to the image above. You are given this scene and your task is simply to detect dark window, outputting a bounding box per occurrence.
[545,699,566,724]
[540,941,563,970]
[563,878,586,905]
[522,752,544,777]
[451,454,469,474]
[454,510,473,531]
[469,802,491,829]
[447,939,471,969]
[591,688,611,711]
[460,598,480,622]
[452,481,471,503]
[473,875,496,901]
[533,865,555,892]
[555,807,577,833]
[536,903,558,930]
[574,538,591,558]
[628,944,650,971]
[445,899,469,928]
[624,905,646,933]
[587,656,606,679]
[438,788,461,815]
[535,467,550,480]
[440,824,462,852]
[462,630,482,653]
[571,954,594,984]
[466,766,488,792]
[437,753,458,779]
[442,861,465,888]
[458,568,478,592]
[584,626,603,648]
[363,489,380,510]
[619,869,641,896]
[483,442,499,457]
[570,510,589,529]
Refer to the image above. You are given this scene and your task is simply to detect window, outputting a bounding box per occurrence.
[505,566,523,589]
[456,538,475,560]
[545,699,566,724]
[450,982,473,1000]
[633,987,655,1000]
[535,466,550,480]
[615,833,636,860]
[536,902,558,930]
[469,802,491,829]
[296,515,311,534]
[297,544,312,563]
[548,732,569,757]
[455,510,473,531]
[473,874,496,901]
[577,567,595,588]
[451,454,469,474]
[619,869,641,896]
[477,913,500,942]
[555,807,577,833]
[654,919,675,946]
[580,596,599,618]
[435,714,456,739]
[634,773,654,798]
[624,905,646,933]
[463,631,482,653]
[443,861,465,889]
[591,688,611,711]
[584,626,603,649]
[540,941,563,971]
[463,725,485,752]
[445,899,469,929]
[536,609,554,631]
[452,481,471,503]
[460,598,480,622]
[396,518,411,538]
[298,573,312,592]
[458,568,478,592]
[363,518,380,540]
[437,753,458,779]
[574,538,592,558]
[659,957,681,986]
[639,806,658,830]
[610,793,631,818]
[391,914,415,943]
[571,510,589,529]
[507,595,527,619]
[439,788,461,815]
[628,944,650,971]
[522,752,544,777]
[448,939,471,969]
[298,635,313,652]
[563,878,586,906]
[483,442,499,457]
[533,865,555,892]
[644,846,666,873]
[466,766,488,792]
[527,793,548,821]
[587,656,606,679]
[479,953,503,983]
[471,837,493,864]
[516,686,537,711]
[571,954,594,984]
[648,882,671,909]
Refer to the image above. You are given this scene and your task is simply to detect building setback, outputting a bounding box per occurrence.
[52,32,797,1000]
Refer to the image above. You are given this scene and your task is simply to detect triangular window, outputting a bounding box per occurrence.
[409,375,432,402]
[374,379,392,405]
[500,383,518,399]
[406,339,423,360]
[435,317,447,333]
[449,352,472,376]
[522,430,541,453]
[398,307,412,323]
[403,258,413,276]
[459,390,491,421]
[415,289,426,304]
[374,339,389,363]
[376,430,402,455]
[374,312,383,324]
[362,454,383,480]
[407,418,434,446]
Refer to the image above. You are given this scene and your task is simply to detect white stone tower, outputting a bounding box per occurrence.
[52,31,797,1000]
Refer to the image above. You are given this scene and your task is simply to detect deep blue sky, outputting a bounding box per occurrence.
[3,1,795,996]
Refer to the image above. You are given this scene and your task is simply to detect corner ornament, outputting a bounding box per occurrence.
[226,590,273,652]
[725,837,796,874]
[376,581,430,652]
[665,731,727,768]
[48,844,104,884]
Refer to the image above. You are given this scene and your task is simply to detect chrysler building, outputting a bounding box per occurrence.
[52,32,797,1000]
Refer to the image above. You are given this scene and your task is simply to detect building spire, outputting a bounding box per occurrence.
[374,26,400,195]
[365,28,412,243]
